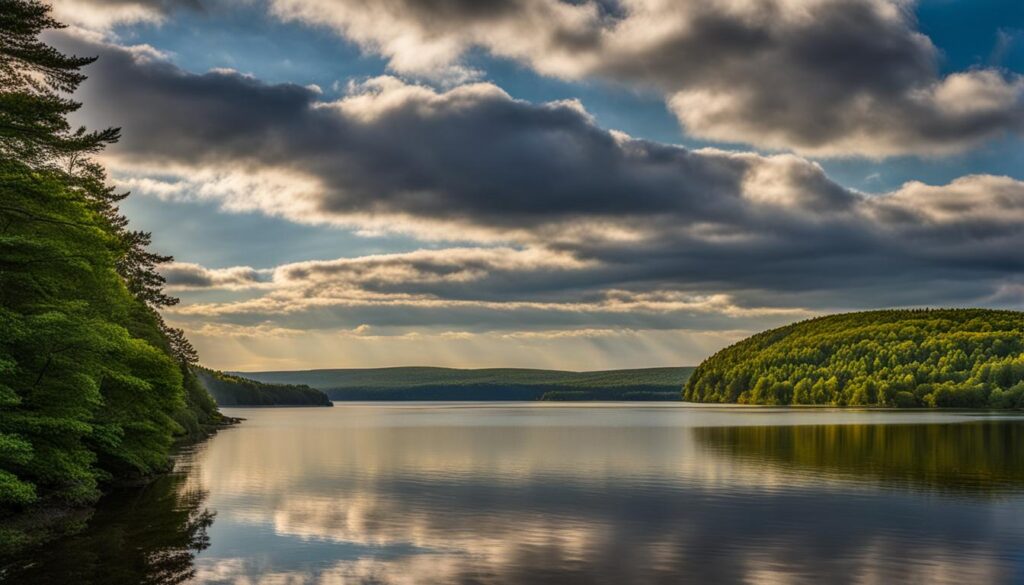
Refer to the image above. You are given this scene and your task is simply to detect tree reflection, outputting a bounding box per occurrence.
[694,421,1024,496]
[1,470,213,584]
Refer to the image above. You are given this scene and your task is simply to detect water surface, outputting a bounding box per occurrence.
[6,404,1024,584]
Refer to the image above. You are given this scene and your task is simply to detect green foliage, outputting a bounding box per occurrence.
[0,433,35,506]
[685,309,1024,408]
[174,365,220,437]
[0,158,214,510]
[0,0,220,527]
[240,366,693,400]
[194,367,332,406]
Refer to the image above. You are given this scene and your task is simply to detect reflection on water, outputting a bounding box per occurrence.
[695,421,1024,496]
[6,405,1024,584]
[1,446,213,584]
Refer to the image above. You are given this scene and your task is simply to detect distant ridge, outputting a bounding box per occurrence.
[230,366,694,401]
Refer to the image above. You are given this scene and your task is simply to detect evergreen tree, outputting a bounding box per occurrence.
[0,0,220,526]
[0,0,118,168]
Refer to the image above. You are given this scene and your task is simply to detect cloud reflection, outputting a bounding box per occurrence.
[186,407,1024,584]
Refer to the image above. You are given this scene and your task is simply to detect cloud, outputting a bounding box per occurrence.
[260,0,1023,157]
[161,261,270,290]
[48,0,203,29]
[160,247,806,349]
[167,249,806,333]
[268,0,613,83]
[163,247,596,296]
[171,291,799,329]
[54,34,1024,341]
[182,322,753,369]
[273,247,594,291]
[51,0,1023,155]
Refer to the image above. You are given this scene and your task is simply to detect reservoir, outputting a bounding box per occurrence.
[5,404,1024,584]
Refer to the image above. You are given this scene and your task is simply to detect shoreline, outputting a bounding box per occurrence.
[306,398,1024,410]
[0,417,241,562]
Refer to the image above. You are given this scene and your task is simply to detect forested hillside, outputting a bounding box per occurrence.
[0,0,221,548]
[238,366,692,400]
[194,368,332,406]
[685,309,1024,408]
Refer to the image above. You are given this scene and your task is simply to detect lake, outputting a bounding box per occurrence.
[4,404,1024,584]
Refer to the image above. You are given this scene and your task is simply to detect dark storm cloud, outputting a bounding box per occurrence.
[71,43,752,228]
[259,0,1024,156]
[59,34,1024,331]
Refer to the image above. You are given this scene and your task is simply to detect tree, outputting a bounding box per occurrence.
[0,0,219,528]
[1,0,177,308]
[793,379,812,405]
[0,0,119,168]
[684,309,1024,409]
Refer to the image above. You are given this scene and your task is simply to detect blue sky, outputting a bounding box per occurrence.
[51,0,1024,369]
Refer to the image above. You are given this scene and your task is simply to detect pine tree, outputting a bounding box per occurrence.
[0,0,119,167]
[0,0,219,525]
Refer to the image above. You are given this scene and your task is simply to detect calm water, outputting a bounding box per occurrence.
[4,404,1024,584]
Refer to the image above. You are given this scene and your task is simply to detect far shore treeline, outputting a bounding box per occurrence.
[686,309,1024,409]
[235,366,692,401]
[0,0,223,551]
[194,367,332,406]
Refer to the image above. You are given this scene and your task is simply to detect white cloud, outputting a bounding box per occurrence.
[259,0,1024,157]
[40,32,1024,369]
[55,35,1024,316]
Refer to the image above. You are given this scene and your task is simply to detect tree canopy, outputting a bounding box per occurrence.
[0,0,220,525]
[684,309,1024,409]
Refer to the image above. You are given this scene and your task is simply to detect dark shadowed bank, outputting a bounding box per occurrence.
[233,367,693,401]
[0,423,235,569]
[0,443,218,584]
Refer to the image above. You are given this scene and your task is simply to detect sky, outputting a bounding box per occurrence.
[45,0,1024,371]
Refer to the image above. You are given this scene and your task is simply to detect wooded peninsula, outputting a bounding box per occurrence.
[686,309,1024,408]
